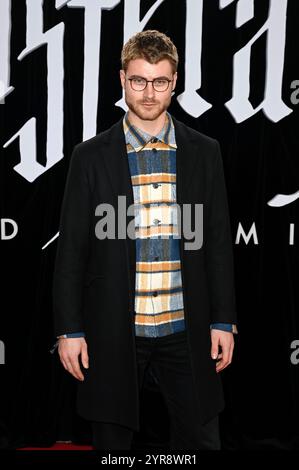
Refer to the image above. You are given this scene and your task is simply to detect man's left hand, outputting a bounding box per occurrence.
[210,329,234,373]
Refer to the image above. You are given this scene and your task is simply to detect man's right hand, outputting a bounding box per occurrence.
[58,337,89,381]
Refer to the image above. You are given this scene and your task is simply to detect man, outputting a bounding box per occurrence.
[53,30,237,450]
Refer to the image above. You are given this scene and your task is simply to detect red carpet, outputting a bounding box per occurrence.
[18,443,93,450]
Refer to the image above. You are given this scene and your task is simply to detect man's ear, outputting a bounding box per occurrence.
[172,72,178,91]
[120,69,125,89]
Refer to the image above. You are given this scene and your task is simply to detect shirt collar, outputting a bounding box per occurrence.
[123,111,177,152]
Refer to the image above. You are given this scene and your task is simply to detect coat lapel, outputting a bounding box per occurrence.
[101,118,136,272]
[101,118,134,209]
[172,115,198,208]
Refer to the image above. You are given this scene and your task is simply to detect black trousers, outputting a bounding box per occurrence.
[91,330,221,450]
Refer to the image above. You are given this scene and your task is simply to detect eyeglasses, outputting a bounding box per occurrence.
[127,76,173,92]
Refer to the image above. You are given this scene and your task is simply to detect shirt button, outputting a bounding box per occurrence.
[153,219,160,225]
[151,137,158,143]
[153,291,158,297]
[153,183,159,189]
[152,148,157,153]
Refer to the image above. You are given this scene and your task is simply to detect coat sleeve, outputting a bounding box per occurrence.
[205,140,237,325]
[52,144,91,336]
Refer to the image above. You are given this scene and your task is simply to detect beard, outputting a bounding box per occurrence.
[125,94,171,121]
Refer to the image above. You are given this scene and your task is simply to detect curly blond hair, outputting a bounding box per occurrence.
[121,30,178,73]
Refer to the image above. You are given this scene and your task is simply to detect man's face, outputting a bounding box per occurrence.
[120,58,177,122]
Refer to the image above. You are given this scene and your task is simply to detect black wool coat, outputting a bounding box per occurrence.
[53,115,237,431]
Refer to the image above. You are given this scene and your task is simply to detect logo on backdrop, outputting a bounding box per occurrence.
[0,0,293,183]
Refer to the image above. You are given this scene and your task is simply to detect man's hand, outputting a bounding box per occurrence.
[210,329,234,373]
[58,337,89,381]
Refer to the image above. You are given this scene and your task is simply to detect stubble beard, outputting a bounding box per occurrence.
[125,94,171,122]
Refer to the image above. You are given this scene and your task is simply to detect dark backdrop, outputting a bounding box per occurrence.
[1,0,299,450]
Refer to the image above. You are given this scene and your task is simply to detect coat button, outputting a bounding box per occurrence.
[153,291,158,297]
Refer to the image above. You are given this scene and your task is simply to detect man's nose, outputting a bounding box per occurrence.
[144,81,155,98]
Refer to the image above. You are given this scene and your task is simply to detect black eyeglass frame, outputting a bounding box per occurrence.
[126,76,174,92]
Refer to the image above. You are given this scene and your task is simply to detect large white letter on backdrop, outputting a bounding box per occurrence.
[3,0,64,182]
[176,0,211,118]
[221,0,292,123]
[65,0,121,141]
[0,0,14,104]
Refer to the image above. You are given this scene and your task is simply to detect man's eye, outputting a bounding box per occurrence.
[133,78,144,84]
[155,80,167,85]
